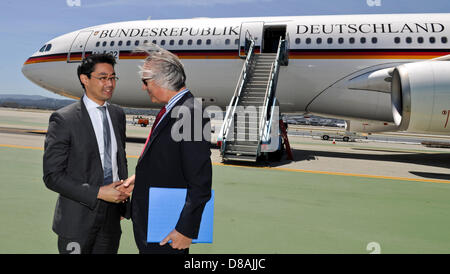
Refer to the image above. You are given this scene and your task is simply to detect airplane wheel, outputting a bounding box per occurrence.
[322,135,329,140]
[343,137,349,142]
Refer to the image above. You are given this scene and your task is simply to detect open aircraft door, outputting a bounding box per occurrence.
[239,21,264,57]
[67,31,92,63]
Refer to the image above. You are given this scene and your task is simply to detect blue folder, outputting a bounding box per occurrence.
[147,187,214,243]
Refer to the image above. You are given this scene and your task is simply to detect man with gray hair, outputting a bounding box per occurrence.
[119,47,212,254]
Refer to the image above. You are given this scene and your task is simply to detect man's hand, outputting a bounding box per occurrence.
[97,181,129,203]
[160,229,192,250]
[115,174,135,195]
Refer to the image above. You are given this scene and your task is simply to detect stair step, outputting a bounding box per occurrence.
[222,154,257,162]
[226,144,259,152]
[246,84,266,88]
[240,97,265,102]
[244,89,266,93]
[233,140,260,146]
[228,135,261,141]
[246,82,268,87]
[250,76,270,81]
[240,96,265,101]
[224,148,258,155]
[242,91,266,95]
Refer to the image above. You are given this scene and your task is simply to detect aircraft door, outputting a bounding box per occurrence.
[239,21,264,57]
[68,31,92,63]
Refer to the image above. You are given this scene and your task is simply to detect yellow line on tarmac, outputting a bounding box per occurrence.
[2,143,449,184]
[213,162,450,184]
[0,144,44,151]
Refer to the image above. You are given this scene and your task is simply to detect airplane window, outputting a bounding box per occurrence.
[118,41,123,46]
[306,38,311,44]
[178,40,184,46]
[45,44,52,51]
[197,39,202,45]
[418,37,424,43]
[135,40,140,46]
[327,38,333,44]
[295,38,301,44]
[102,41,107,47]
[225,39,230,45]
[110,41,115,47]
[160,40,166,46]
[235,39,239,45]
[430,37,436,43]
[188,39,193,45]
[169,40,175,46]
[338,38,344,44]
[96,42,100,47]
[349,37,355,44]
[406,37,412,44]
[360,37,366,44]
[442,37,448,43]
[126,41,131,46]
[206,39,211,45]
[39,45,47,52]
[371,37,377,44]
[394,37,400,44]
[152,40,157,45]
[316,38,322,44]
[143,40,148,45]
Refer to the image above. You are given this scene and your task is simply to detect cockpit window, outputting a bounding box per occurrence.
[39,45,47,52]
[45,44,52,51]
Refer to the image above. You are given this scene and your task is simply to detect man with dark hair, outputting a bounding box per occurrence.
[43,53,130,254]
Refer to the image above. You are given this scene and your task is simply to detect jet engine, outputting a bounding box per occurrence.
[391,60,450,134]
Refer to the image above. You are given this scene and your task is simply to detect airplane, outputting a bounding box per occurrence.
[22,13,450,141]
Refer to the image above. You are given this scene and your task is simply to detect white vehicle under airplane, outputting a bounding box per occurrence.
[22,13,450,161]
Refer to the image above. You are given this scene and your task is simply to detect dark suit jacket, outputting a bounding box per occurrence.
[131,91,212,249]
[43,97,129,239]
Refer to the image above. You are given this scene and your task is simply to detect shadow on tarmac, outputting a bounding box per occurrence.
[269,148,450,170]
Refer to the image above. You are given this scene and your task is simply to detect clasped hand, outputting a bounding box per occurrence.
[97,175,135,203]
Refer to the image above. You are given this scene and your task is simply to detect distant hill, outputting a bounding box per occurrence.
[0,94,158,115]
[0,94,75,110]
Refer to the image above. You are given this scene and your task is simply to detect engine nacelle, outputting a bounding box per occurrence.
[345,120,398,133]
[392,61,450,134]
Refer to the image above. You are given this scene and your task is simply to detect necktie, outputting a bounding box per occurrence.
[97,106,113,185]
[140,106,166,156]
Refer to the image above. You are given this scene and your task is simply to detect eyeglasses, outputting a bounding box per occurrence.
[142,78,149,86]
[91,76,119,82]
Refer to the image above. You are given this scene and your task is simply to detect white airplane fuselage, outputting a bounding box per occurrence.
[22,14,450,135]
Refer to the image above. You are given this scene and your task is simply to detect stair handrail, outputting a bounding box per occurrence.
[219,38,256,154]
[258,37,284,152]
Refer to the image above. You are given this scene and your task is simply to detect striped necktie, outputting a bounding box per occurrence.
[140,106,166,156]
[97,106,113,185]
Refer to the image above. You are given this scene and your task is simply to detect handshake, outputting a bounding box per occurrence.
[97,175,135,204]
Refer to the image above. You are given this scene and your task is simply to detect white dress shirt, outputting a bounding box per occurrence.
[83,95,119,183]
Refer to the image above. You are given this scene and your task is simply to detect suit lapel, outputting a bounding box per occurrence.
[138,92,192,164]
[79,97,103,170]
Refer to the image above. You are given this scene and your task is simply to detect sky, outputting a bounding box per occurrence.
[0,0,449,99]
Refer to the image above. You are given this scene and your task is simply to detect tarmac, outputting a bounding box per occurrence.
[1,107,450,253]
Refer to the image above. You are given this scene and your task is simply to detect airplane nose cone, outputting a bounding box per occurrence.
[22,58,35,82]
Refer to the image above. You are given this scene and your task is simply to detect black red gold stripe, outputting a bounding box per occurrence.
[290,48,450,59]
[23,48,450,65]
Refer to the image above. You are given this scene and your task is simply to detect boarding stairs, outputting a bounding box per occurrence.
[218,37,289,162]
